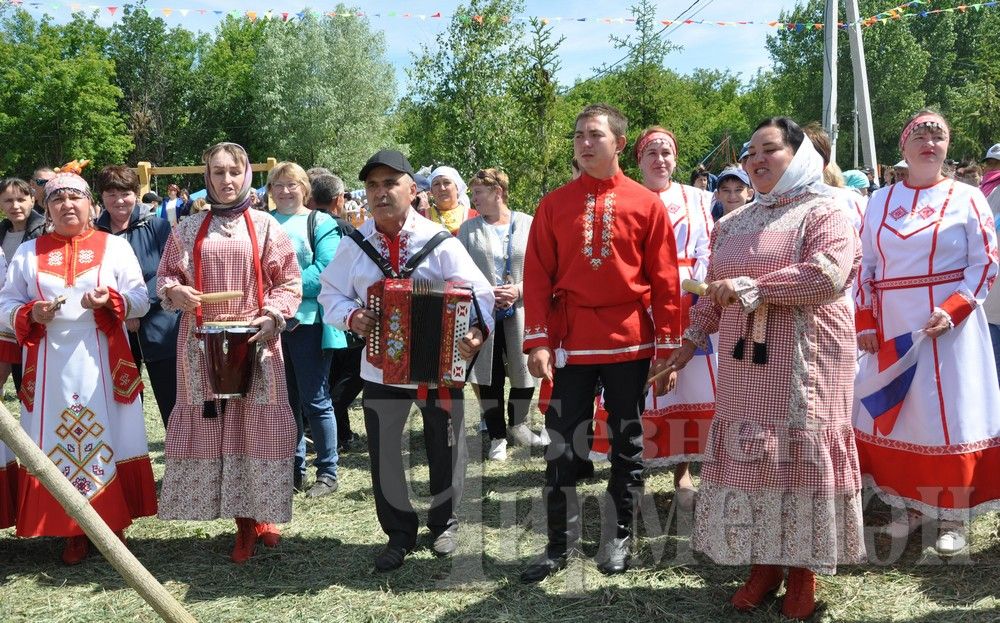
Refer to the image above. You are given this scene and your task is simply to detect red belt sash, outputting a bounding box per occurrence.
[677,258,697,268]
[872,269,964,292]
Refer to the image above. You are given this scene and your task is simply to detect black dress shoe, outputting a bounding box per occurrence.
[374,544,408,572]
[520,552,568,583]
[432,523,459,556]
[596,536,631,575]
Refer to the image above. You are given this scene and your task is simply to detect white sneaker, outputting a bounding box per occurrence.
[538,427,551,446]
[935,522,968,556]
[488,438,508,461]
[509,423,544,447]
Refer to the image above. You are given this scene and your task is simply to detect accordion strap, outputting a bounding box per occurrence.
[348,229,451,279]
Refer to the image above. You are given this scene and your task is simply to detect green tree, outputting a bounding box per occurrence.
[0,9,131,176]
[106,4,204,165]
[601,0,679,133]
[513,17,565,199]
[252,7,397,178]
[401,0,534,205]
[182,15,267,161]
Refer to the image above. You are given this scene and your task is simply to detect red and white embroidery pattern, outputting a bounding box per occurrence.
[581,192,616,270]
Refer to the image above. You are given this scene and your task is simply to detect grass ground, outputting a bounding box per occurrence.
[3,377,1000,622]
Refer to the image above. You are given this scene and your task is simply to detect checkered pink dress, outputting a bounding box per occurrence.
[685,194,866,574]
[156,210,302,523]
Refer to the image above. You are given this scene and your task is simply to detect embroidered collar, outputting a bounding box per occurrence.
[578,169,626,194]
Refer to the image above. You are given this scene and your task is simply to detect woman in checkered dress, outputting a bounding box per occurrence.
[667,118,865,620]
[156,143,302,564]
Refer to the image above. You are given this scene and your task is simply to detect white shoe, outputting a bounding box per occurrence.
[509,423,544,447]
[884,509,927,539]
[488,439,508,461]
[935,522,968,556]
[538,427,551,446]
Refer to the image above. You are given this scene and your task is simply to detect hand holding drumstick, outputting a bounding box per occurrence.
[30,295,66,324]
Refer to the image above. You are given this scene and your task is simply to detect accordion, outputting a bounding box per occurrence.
[366,279,476,386]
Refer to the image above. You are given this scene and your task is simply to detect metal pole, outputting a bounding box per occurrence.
[822,0,838,157]
[846,0,878,170]
[853,94,860,169]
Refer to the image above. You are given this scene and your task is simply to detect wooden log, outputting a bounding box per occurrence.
[0,403,197,623]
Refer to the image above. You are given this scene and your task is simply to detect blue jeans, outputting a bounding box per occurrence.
[283,322,338,480]
[990,324,1000,387]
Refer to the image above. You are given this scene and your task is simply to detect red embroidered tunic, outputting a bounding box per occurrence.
[523,170,682,364]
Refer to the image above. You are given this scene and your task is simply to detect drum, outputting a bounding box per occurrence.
[195,322,259,398]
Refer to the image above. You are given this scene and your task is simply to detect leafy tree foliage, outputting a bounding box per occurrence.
[0,9,132,176]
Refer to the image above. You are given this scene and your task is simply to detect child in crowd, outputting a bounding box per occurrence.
[711,166,753,220]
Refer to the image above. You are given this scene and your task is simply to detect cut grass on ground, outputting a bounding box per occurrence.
[2,377,1000,622]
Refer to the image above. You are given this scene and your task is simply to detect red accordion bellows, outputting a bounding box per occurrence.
[367,279,474,386]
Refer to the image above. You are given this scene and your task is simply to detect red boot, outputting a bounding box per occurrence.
[62,535,90,565]
[731,564,784,612]
[231,517,259,564]
[255,522,281,548]
[782,567,816,620]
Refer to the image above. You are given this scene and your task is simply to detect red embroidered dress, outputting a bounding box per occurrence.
[686,195,866,574]
[522,171,682,363]
[156,209,302,523]
[854,179,1000,518]
[0,231,156,536]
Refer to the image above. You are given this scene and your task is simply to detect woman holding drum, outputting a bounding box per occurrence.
[156,142,302,564]
[0,173,157,564]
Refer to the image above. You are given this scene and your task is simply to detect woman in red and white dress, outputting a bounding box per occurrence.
[634,126,715,504]
[0,173,156,563]
[854,110,1000,556]
[156,143,302,564]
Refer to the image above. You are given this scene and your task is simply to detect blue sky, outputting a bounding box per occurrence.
[23,1,810,88]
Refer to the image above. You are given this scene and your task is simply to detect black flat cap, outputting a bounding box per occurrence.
[359,150,415,181]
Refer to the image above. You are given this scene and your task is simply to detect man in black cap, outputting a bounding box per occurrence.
[318,150,495,571]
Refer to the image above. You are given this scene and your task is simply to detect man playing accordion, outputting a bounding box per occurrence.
[319,150,494,572]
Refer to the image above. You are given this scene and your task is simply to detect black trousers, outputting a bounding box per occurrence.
[543,358,649,554]
[475,320,534,440]
[330,346,364,444]
[362,381,466,549]
[130,334,177,428]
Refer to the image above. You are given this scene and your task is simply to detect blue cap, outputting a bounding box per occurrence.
[717,166,750,187]
[413,173,431,192]
[738,141,751,162]
[842,169,869,192]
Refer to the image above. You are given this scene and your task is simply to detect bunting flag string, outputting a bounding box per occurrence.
[1,0,997,30]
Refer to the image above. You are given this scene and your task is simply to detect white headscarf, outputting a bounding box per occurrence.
[429,165,471,209]
[753,136,830,206]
